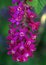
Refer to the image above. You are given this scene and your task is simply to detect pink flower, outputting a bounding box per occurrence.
[7,1,40,62]
[7,22,38,62]
[29,21,40,31]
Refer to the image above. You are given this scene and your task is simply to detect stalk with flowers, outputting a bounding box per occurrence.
[7,0,40,62]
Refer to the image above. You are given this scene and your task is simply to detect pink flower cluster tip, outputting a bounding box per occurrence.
[7,0,40,62]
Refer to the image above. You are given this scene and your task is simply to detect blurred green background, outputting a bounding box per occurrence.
[0,0,46,65]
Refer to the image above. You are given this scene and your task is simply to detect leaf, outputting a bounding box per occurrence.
[27,0,46,14]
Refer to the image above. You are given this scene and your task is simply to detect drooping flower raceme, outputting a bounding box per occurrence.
[7,1,40,62]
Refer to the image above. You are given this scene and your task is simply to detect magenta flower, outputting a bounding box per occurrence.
[7,24,36,62]
[8,2,24,23]
[29,21,40,31]
[7,1,40,62]
[27,9,37,19]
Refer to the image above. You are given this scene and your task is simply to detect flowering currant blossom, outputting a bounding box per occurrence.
[7,0,40,62]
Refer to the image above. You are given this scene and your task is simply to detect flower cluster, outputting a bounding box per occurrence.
[7,0,40,62]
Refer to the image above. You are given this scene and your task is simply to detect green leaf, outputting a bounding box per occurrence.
[27,0,46,14]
